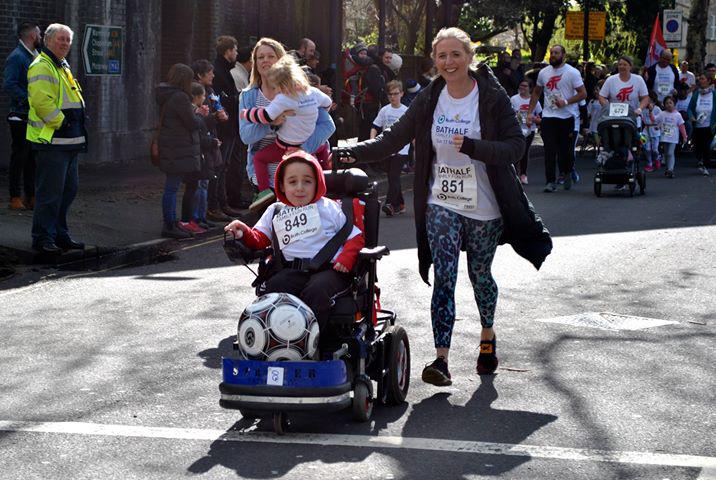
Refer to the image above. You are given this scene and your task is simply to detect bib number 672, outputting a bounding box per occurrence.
[441,179,464,193]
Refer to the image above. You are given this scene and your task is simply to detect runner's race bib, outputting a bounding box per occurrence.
[272,204,322,249]
[431,163,478,211]
[547,92,564,109]
[609,102,629,117]
[658,83,672,96]
[661,123,675,139]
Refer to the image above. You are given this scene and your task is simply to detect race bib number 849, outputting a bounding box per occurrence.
[272,204,322,249]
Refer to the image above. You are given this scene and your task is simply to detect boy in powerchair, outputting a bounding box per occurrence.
[224,150,365,349]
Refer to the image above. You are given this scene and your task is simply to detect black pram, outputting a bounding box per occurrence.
[593,103,646,197]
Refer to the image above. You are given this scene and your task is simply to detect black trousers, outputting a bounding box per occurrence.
[7,119,35,199]
[381,154,406,208]
[225,138,250,208]
[209,135,234,210]
[358,102,380,142]
[519,132,535,176]
[263,268,352,330]
[692,127,714,167]
[540,116,575,183]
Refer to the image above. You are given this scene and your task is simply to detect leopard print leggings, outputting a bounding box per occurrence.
[426,204,503,348]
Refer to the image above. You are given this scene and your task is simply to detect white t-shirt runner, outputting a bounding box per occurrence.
[265,86,332,145]
[599,74,648,111]
[373,103,410,154]
[695,91,714,128]
[536,63,583,119]
[655,110,684,143]
[253,198,361,262]
[654,65,677,102]
[429,82,500,221]
[510,94,542,136]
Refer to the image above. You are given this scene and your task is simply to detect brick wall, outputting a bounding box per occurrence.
[0,0,337,169]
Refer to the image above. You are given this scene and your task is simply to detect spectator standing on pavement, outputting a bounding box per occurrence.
[210,35,243,222]
[288,38,316,66]
[230,46,252,93]
[584,61,599,101]
[346,27,551,386]
[357,46,389,141]
[370,79,409,216]
[510,78,541,185]
[509,49,525,90]
[401,79,421,106]
[239,38,335,194]
[418,57,435,89]
[192,59,227,229]
[646,50,680,105]
[27,23,87,254]
[687,72,716,176]
[155,63,205,239]
[679,61,696,92]
[3,22,41,211]
[527,44,587,192]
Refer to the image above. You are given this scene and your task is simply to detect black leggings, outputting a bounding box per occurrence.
[540,116,575,183]
[692,127,715,167]
[519,132,535,176]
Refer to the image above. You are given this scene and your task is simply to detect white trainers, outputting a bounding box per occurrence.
[699,166,711,176]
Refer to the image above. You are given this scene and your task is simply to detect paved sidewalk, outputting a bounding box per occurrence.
[0,159,408,275]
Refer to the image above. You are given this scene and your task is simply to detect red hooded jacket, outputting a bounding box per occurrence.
[240,150,365,270]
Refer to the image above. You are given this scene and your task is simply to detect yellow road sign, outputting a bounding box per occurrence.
[565,11,606,41]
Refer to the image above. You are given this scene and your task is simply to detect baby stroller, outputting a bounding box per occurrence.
[220,153,410,434]
[593,103,646,197]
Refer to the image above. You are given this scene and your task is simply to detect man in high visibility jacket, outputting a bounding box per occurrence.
[27,23,87,255]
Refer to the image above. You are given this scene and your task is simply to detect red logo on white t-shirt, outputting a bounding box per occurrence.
[545,75,562,90]
[616,85,634,102]
[519,104,529,111]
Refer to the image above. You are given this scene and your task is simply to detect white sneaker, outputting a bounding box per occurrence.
[703,167,711,177]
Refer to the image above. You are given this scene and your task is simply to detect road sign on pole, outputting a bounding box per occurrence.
[565,11,606,41]
[82,24,123,76]
[663,9,683,48]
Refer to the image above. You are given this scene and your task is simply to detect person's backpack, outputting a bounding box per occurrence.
[341,48,373,108]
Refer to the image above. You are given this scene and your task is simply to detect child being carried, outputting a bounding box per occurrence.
[241,56,333,213]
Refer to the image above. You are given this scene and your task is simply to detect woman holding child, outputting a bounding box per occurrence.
[346,28,552,386]
[238,38,335,212]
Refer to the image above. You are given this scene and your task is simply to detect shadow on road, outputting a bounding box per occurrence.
[186,376,557,478]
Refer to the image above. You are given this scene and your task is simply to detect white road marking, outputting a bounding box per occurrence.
[0,420,714,474]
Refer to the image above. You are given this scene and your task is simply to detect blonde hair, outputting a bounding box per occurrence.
[249,37,287,88]
[386,80,403,93]
[431,27,472,59]
[265,55,310,97]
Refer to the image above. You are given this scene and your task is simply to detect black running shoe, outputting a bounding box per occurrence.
[421,356,452,386]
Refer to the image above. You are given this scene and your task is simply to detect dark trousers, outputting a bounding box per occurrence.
[358,102,380,142]
[161,173,198,226]
[519,132,535,176]
[209,135,234,211]
[263,268,352,330]
[7,119,35,198]
[226,139,249,207]
[381,154,406,208]
[692,127,714,167]
[31,149,79,247]
[540,116,575,183]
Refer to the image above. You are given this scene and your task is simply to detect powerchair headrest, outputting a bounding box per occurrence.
[324,168,371,196]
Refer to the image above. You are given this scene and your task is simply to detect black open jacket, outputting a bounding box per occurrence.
[350,64,552,284]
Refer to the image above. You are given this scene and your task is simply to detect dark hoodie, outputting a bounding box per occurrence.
[240,150,365,270]
[155,84,203,174]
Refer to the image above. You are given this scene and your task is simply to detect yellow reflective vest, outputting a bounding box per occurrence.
[26,50,86,149]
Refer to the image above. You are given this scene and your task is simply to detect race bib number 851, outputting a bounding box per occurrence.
[432,163,478,211]
[272,204,321,249]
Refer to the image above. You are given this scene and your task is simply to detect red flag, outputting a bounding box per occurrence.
[645,14,667,68]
